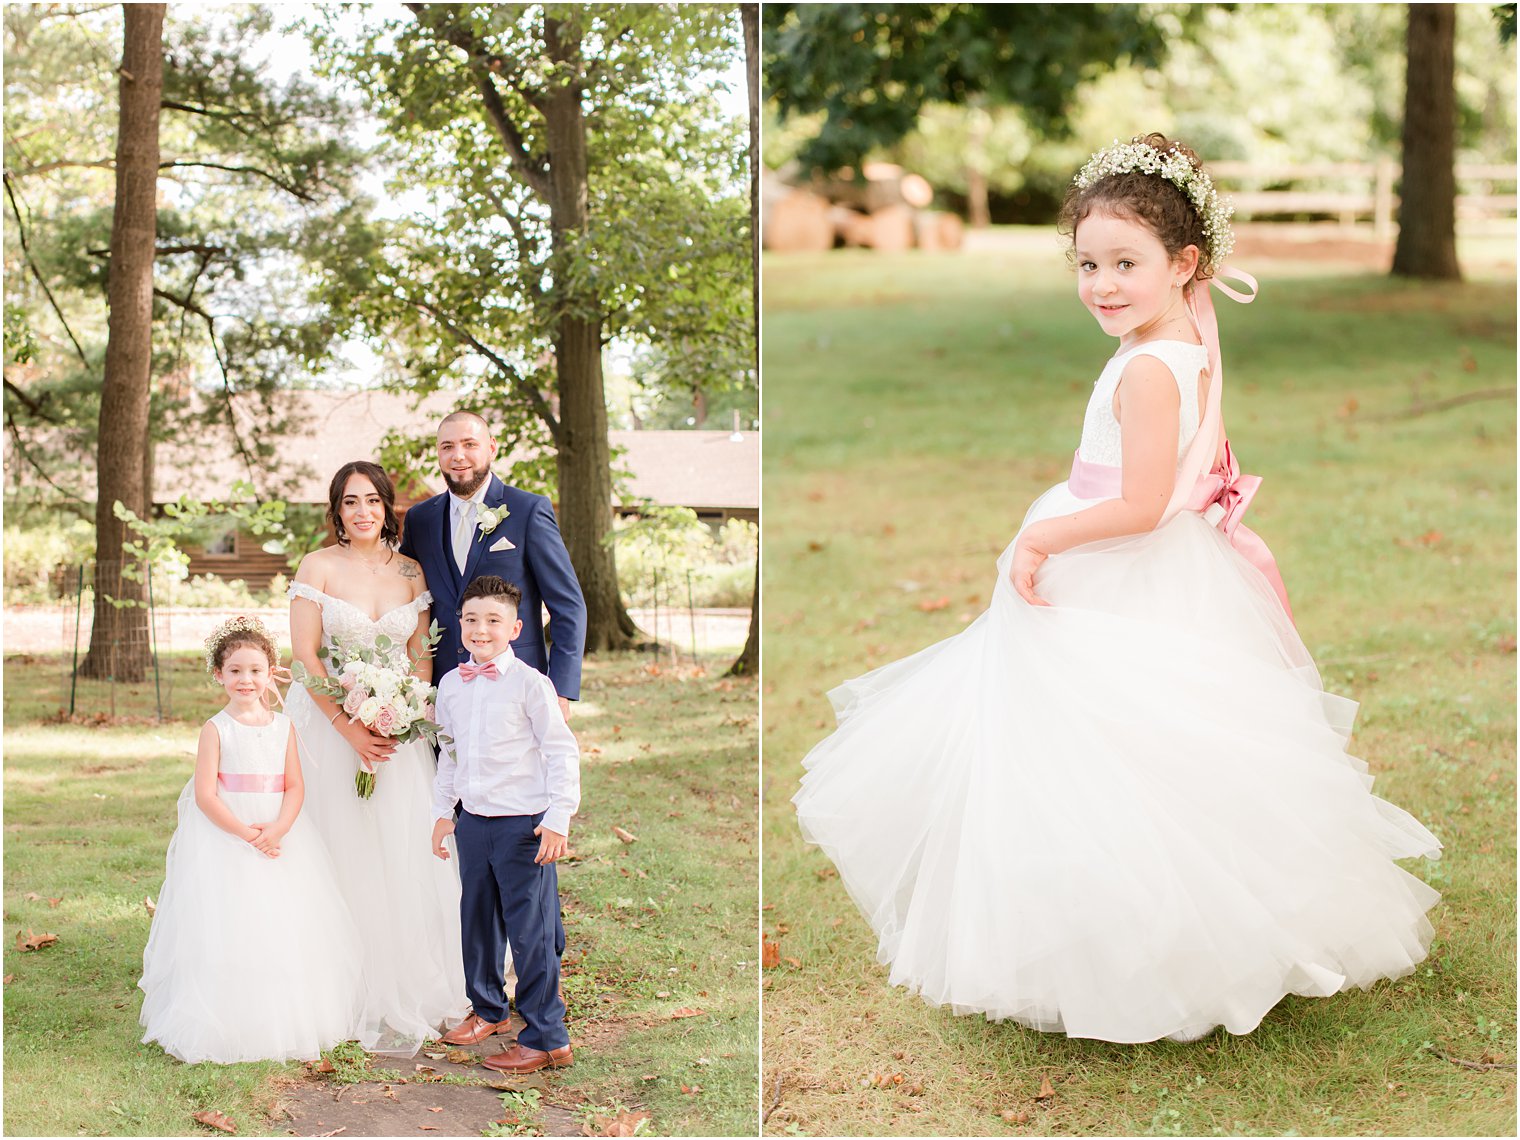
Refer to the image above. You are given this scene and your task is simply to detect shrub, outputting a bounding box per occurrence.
[2,520,95,605]
[613,513,756,610]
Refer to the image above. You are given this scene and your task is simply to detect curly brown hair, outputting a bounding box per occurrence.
[1058,133,1214,283]
[210,627,278,673]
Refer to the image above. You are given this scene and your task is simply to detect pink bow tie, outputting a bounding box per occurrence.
[459,661,499,682]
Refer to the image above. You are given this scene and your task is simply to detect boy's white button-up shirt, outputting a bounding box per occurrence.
[431,646,581,836]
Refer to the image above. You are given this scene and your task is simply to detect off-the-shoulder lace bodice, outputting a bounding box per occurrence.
[288,582,432,666]
[1076,340,1209,468]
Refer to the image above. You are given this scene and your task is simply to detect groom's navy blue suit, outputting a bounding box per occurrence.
[399,474,586,694]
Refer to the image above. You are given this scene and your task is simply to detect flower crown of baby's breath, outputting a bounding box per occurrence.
[204,615,271,673]
[1074,139,1236,267]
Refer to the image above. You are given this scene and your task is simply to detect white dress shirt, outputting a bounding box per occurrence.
[449,482,491,574]
[432,646,581,835]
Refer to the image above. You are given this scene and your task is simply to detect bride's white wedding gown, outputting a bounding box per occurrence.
[286,583,471,1055]
[794,339,1442,1044]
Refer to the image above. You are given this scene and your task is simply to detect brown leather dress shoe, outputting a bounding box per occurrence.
[479,1042,574,1073]
[440,1013,513,1046]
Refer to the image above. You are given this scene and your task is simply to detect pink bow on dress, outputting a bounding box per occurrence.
[1183,440,1293,621]
[1067,441,1294,623]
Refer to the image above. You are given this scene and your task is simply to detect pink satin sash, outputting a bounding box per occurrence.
[1067,446,1293,622]
[218,771,286,793]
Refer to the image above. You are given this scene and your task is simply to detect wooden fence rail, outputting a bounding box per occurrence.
[1210,159,1517,240]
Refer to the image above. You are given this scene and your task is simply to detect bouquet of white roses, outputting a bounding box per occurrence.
[293,624,450,799]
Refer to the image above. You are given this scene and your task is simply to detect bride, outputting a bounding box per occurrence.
[286,459,470,1054]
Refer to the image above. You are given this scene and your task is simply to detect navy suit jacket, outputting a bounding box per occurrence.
[399,475,586,699]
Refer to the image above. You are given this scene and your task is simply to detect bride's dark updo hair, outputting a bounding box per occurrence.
[1058,133,1215,284]
[327,460,402,548]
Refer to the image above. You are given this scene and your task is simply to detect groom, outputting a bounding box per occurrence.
[400,411,585,1049]
[399,410,586,716]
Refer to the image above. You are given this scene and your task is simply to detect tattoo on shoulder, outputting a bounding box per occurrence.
[398,558,421,580]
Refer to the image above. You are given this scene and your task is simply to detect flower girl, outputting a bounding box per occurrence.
[139,617,364,1063]
[794,135,1442,1044]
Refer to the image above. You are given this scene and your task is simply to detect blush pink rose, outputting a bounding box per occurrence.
[372,704,400,736]
[339,673,357,691]
[343,688,367,716]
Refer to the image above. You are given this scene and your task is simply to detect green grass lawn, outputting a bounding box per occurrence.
[760,240,1516,1137]
[3,650,758,1137]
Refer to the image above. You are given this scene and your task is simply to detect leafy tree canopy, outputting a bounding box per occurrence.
[302,3,753,487]
[763,2,1166,172]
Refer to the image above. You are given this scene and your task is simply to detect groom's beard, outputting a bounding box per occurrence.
[442,468,490,498]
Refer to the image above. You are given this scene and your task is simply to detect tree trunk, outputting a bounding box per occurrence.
[729,3,760,678]
[81,3,164,682]
[544,14,639,653]
[1391,3,1461,280]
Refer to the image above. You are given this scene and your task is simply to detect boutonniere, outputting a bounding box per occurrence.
[476,504,510,538]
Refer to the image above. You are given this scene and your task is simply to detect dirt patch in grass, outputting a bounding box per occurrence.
[275,1075,513,1137]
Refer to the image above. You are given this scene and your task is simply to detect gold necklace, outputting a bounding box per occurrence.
[348,545,391,575]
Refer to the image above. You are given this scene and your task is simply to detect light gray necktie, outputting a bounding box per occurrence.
[452,501,475,574]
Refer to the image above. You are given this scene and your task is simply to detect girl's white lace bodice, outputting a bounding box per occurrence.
[1076,340,1209,468]
[287,582,432,666]
[211,710,289,775]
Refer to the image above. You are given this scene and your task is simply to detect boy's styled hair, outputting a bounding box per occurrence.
[461,575,523,610]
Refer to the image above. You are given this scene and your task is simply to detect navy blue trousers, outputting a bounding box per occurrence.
[454,809,568,1052]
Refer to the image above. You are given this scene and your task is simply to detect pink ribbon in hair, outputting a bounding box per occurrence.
[218,771,286,793]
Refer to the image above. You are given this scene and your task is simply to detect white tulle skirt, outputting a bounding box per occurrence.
[794,482,1441,1043]
[287,685,471,1055]
[139,783,365,1064]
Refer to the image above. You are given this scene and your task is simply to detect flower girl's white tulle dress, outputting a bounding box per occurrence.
[794,338,1442,1044]
[139,711,364,1063]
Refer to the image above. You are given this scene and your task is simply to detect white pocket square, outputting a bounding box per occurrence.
[489,536,516,552]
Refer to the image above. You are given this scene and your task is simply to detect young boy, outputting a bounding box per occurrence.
[430,575,581,1073]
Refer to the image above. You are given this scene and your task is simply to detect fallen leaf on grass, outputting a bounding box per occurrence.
[613,827,638,844]
[815,867,838,880]
[916,596,951,613]
[144,896,156,917]
[670,1007,706,1019]
[47,897,61,908]
[1034,1075,1056,1101]
[192,1110,237,1133]
[1000,1109,1030,1124]
[23,892,39,901]
[445,1048,475,1065]
[761,937,780,969]
[2,975,12,985]
[15,930,57,952]
[680,1083,703,1095]
[382,1086,399,1101]
[640,1073,659,1081]
[586,1109,651,1136]
[427,1107,443,1113]
[783,956,801,969]
[309,1059,335,1073]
